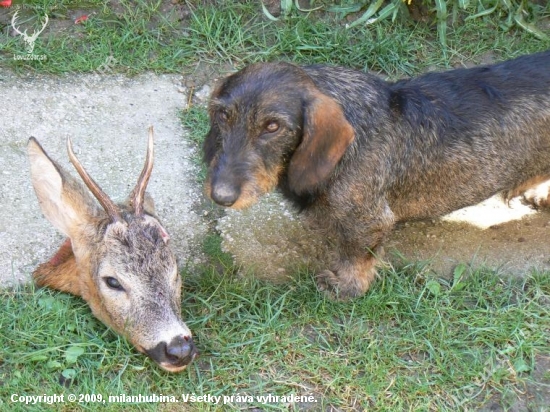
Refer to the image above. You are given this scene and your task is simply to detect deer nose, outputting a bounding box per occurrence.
[165,335,196,363]
[211,181,239,207]
[145,335,198,371]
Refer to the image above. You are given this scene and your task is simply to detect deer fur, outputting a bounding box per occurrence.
[28,129,197,372]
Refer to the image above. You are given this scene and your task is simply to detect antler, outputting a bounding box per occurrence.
[11,11,26,37]
[67,137,122,222]
[32,14,49,40]
[130,126,155,216]
[11,11,48,40]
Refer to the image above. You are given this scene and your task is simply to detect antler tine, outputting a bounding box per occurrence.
[11,11,26,36]
[130,126,155,216]
[33,14,49,38]
[67,137,122,222]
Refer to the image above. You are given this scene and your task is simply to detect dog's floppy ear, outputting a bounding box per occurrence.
[288,91,355,195]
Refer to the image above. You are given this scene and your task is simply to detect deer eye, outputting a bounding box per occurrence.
[104,277,124,291]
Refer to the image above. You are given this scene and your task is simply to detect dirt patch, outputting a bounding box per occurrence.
[480,354,550,411]
[218,193,550,281]
[388,197,550,277]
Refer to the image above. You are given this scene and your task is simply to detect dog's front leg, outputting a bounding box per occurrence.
[313,202,395,300]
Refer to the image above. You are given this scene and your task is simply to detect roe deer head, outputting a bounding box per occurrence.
[27,128,197,372]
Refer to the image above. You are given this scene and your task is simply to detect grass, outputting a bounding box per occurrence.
[2,1,549,76]
[179,105,211,182]
[1,258,549,410]
[1,0,550,410]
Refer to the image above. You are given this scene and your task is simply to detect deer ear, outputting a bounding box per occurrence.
[288,92,355,195]
[28,137,98,238]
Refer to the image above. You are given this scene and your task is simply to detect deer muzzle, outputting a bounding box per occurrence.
[144,335,198,372]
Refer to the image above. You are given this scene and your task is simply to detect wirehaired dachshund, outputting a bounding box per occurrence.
[203,50,550,299]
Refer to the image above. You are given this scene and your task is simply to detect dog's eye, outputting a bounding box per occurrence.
[218,110,229,122]
[104,277,124,291]
[265,121,279,133]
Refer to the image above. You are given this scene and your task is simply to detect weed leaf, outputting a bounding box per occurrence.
[65,345,85,364]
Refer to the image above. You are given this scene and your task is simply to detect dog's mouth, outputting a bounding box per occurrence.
[208,163,282,210]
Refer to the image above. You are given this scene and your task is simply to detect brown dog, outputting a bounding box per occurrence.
[203,51,550,299]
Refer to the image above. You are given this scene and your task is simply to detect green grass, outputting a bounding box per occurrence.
[2,1,549,75]
[1,256,549,410]
[2,1,550,410]
[179,105,211,182]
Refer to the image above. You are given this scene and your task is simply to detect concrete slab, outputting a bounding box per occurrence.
[0,71,207,287]
[2,70,548,290]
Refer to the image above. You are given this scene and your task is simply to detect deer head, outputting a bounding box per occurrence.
[27,128,197,372]
[11,11,48,54]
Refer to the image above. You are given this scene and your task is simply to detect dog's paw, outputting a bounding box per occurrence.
[315,265,374,301]
[316,269,347,300]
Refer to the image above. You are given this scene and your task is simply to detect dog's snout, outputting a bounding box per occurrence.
[211,181,240,206]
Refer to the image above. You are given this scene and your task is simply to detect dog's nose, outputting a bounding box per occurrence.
[211,182,239,206]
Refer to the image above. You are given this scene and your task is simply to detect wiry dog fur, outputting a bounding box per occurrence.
[203,51,550,299]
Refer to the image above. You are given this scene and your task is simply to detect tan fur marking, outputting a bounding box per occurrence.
[288,92,355,194]
[505,175,550,201]
[231,164,282,210]
[33,242,81,296]
[316,254,379,301]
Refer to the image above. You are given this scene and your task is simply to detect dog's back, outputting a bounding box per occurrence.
[389,50,550,142]
[304,51,550,220]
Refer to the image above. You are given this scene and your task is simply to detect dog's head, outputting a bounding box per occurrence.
[203,62,355,209]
